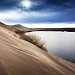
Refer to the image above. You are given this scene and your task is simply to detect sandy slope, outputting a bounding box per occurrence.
[0,27,75,75]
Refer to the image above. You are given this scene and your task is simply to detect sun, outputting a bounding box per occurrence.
[21,0,32,9]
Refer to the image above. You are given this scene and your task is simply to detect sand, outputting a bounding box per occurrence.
[0,25,75,75]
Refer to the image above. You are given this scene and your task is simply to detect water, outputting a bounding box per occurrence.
[27,31,75,62]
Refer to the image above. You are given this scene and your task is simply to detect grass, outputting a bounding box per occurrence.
[15,30,47,52]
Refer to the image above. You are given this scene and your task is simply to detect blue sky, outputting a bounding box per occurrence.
[0,0,75,26]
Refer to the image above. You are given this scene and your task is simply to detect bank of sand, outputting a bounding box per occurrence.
[0,26,75,75]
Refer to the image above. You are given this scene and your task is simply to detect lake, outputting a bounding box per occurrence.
[27,31,75,63]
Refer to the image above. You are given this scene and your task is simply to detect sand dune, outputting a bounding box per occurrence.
[0,24,75,75]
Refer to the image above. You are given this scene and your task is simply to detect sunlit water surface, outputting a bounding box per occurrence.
[27,31,75,62]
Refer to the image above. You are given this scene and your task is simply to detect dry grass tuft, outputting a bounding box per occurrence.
[20,34,47,52]
[15,30,47,52]
[15,30,25,35]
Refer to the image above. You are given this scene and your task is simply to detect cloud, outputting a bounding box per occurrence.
[0,0,75,23]
[0,0,75,12]
[0,8,60,23]
[0,0,20,11]
[0,10,22,21]
[25,0,75,12]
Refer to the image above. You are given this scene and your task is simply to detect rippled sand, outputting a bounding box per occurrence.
[0,25,75,75]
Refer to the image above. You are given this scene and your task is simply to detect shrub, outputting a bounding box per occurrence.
[15,30,47,52]
[15,30,25,35]
[20,34,47,52]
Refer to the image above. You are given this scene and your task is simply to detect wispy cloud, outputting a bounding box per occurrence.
[0,9,59,23]
[0,10,21,20]
[0,0,75,23]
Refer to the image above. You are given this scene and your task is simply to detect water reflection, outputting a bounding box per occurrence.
[27,31,75,62]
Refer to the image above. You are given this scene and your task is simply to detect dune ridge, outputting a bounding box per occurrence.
[0,23,75,75]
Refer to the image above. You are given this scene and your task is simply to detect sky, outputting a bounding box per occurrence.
[0,0,75,27]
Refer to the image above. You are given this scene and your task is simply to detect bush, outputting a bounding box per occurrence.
[15,30,25,35]
[20,34,47,52]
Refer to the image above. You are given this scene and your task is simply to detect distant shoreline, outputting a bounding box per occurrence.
[31,28,75,32]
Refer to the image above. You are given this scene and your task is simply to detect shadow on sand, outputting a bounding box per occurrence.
[0,61,8,75]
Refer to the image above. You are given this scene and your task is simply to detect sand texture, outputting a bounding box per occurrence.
[0,24,75,75]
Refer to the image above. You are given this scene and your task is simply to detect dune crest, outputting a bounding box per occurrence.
[0,23,75,75]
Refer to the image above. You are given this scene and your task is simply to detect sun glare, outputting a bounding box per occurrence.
[21,0,32,9]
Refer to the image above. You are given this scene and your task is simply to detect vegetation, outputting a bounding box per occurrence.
[15,30,25,35]
[15,30,47,52]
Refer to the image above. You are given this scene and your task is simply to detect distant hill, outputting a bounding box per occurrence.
[0,22,32,33]
[11,24,33,32]
[31,28,75,32]
[0,22,75,32]
[0,22,17,32]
